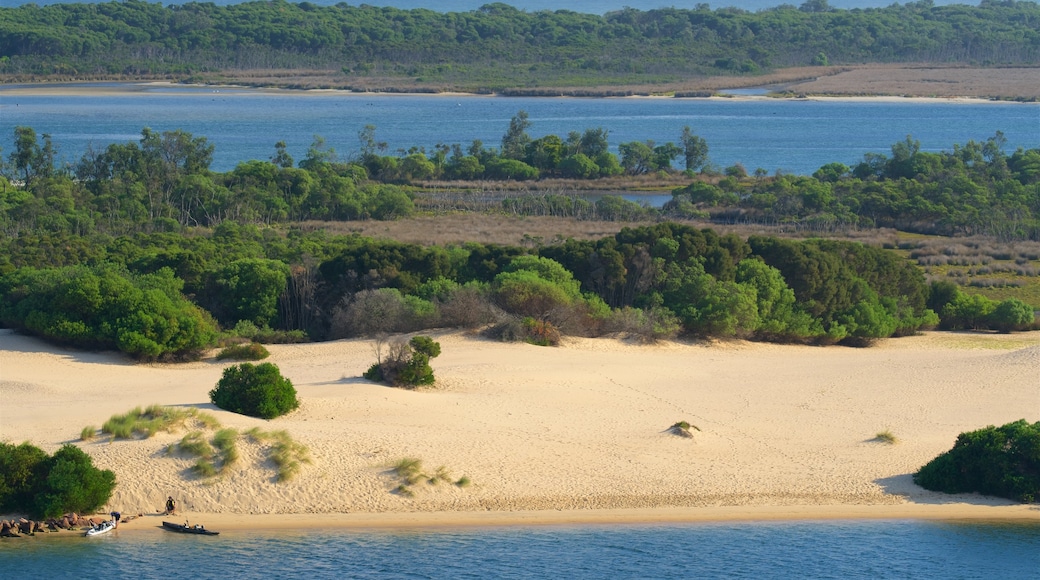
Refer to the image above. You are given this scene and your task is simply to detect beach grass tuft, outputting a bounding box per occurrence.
[246,427,311,482]
[388,458,471,493]
[80,425,97,441]
[99,405,221,440]
[875,429,899,444]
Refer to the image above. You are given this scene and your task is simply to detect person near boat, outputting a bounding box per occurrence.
[165,496,176,514]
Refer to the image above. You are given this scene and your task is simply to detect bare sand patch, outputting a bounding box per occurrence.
[1,328,1037,528]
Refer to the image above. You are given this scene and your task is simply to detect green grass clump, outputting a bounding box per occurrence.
[179,431,214,457]
[80,426,97,441]
[245,427,311,482]
[388,458,471,494]
[875,429,898,444]
[216,342,270,361]
[97,405,221,441]
[212,428,240,467]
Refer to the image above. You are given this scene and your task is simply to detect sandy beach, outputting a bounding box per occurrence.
[1,328,1038,530]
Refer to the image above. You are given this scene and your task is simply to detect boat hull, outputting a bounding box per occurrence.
[162,521,219,535]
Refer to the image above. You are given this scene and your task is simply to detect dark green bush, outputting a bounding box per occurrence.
[913,420,1040,503]
[364,335,441,388]
[216,342,270,361]
[210,362,299,419]
[0,265,218,360]
[0,441,49,514]
[0,443,116,518]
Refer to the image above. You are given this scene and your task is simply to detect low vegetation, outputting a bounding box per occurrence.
[364,336,441,388]
[670,420,701,438]
[244,427,311,482]
[914,419,1040,503]
[97,405,220,441]
[388,457,469,497]
[0,442,116,518]
[874,429,898,444]
[210,362,300,419]
[216,342,271,361]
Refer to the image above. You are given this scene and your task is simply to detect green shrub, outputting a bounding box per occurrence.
[32,444,116,518]
[914,420,1040,503]
[0,442,50,513]
[210,362,299,419]
[216,342,270,361]
[0,265,218,360]
[365,335,441,388]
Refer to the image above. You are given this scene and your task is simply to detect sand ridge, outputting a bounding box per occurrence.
[1,328,1038,528]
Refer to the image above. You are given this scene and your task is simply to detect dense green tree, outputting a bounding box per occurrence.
[987,298,1035,333]
[213,258,289,327]
[680,126,709,172]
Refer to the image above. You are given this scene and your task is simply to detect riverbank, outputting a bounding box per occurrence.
[2,64,1038,100]
[1,329,1038,529]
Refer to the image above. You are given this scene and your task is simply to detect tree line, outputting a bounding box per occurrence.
[1,214,1034,361]
[3,122,1038,241]
[2,1,1039,84]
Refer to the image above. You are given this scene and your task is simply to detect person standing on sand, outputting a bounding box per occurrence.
[165,496,176,515]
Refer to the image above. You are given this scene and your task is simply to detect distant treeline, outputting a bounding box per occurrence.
[1,0,1039,83]
[3,123,1039,240]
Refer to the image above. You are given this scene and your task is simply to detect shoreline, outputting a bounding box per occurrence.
[0,80,1029,105]
[6,503,1038,535]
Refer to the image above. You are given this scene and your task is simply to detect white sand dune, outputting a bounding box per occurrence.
[1,328,1038,529]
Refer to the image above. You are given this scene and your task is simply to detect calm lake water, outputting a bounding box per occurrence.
[1,520,1039,579]
[2,84,1037,176]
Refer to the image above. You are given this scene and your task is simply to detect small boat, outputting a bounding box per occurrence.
[162,521,219,535]
[84,519,117,537]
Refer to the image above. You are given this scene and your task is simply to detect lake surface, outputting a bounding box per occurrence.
[1,520,1038,579]
[2,84,1037,176]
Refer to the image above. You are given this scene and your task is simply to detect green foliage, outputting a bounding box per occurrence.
[365,335,442,388]
[210,362,300,419]
[0,265,218,360]
[914,420,1040,503]
[216,342,271,361]
[0,441,49,514]
[2,2,1039,87]
[214,258,290,327]
[987,298,1035,333]
[30,444,117,518]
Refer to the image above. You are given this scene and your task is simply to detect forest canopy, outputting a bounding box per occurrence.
[1,1,1039,85]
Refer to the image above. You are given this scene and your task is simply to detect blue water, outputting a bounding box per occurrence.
[3,0,981,14]
[2,84,1037,175]
[1,520,1038,578]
